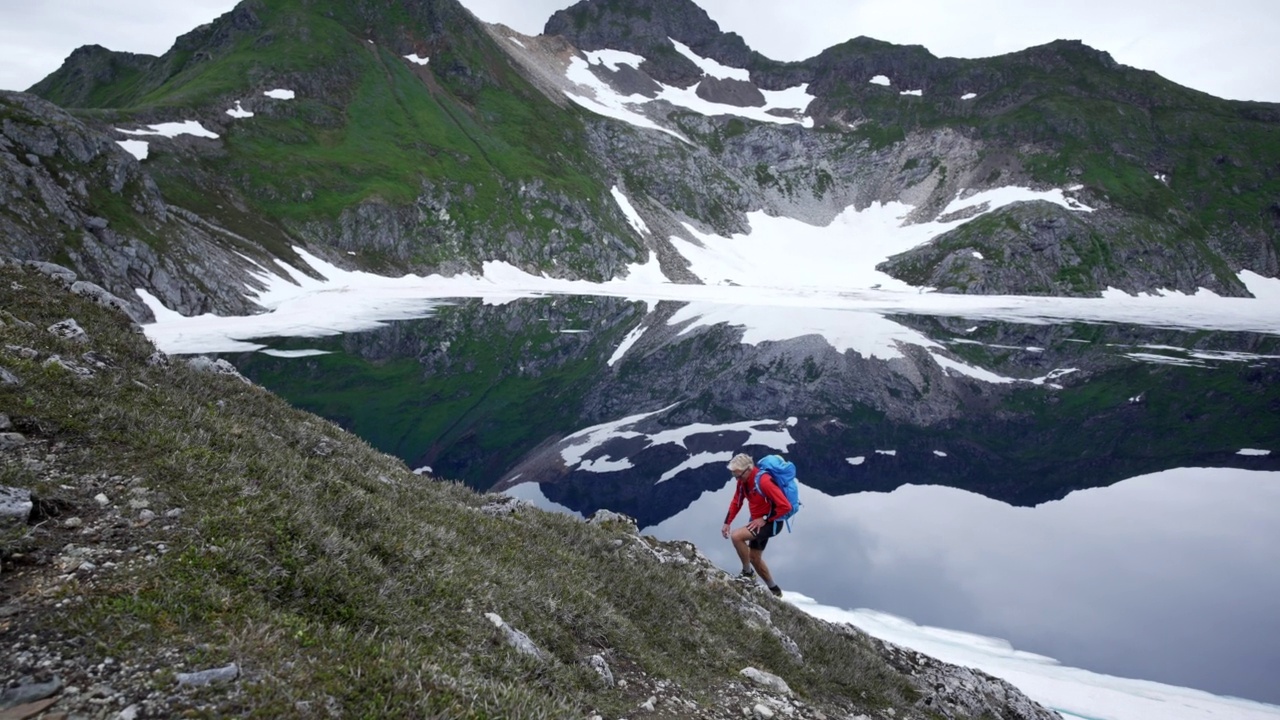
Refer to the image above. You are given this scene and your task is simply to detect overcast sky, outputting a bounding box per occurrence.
[1,0,1277,103]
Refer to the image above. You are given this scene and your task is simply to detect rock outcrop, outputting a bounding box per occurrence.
[0,91,279,319]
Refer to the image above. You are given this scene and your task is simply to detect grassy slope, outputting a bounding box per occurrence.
[0,263,935,718]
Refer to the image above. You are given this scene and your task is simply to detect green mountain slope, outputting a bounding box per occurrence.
[28,0,643,280]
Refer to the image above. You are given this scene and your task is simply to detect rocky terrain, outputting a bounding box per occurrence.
[0,92,285,321]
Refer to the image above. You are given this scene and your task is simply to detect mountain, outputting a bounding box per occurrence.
[0,260,1062,718]
[3,0,1277,316]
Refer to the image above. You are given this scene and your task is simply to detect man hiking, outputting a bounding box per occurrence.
[721,453,791,597]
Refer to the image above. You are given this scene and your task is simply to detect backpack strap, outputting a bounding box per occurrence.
[753,470,779,522]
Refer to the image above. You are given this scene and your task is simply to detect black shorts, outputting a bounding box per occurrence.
[747,520,784,550]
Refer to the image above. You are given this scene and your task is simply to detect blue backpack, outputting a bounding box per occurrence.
[754,455,801,531]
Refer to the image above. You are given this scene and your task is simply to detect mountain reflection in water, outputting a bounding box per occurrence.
[225,295,1280,704]
[228,295,1280,517]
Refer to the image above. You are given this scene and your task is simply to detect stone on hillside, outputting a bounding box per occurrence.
[605,63,662,98]
[740,667,791,695]
[587,654,615,687]
[479,495,532,516]
[0,433,26,451]
[752,704,775,719]
[587,509,637,529]
[25,261,76,285]
[0,366,19,386]
[484,612,548,661]
[176,663,239,687]
[43,356,94,378]
[1,486,33,527]
[0,676,61,707]
[71,281,145,323]
[695,76,766,107]
[47,319,88,343]
[146,351,170,367]
[0,413,10,430]
[1,311,35,329]
[186,356,250,383]
[81,351,114,370]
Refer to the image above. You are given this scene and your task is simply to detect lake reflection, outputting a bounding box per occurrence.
[512,467,1280,704]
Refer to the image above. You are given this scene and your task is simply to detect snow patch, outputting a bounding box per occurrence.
[608,324,646,366]
[579,455,634,473]
[264,89,295,100]
[226,101,254,119]
[900,89,923,96]
[1237,449,1272,456]
[1125,353,1208,368]
[658,451,734,483]
[847,457,866,466]
[586,49,647,71]
[669,38,750,81]
[258,349,331,358]
[611,186,650,235]
[116,140,148,161]
[404,53,430,65]
[870,75,891,86]
[961,92,978,100]
[566,48,814,133]
[118,121,218,139]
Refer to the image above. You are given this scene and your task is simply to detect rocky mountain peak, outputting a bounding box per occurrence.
[544,0,756,86]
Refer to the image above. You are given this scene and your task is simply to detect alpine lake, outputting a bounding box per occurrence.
[216,294,1280,705]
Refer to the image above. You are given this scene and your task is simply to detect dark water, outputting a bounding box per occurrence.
[223,295,1280,703]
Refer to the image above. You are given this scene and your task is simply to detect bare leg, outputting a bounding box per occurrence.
[749,548,776,588]
[730,527,754,574]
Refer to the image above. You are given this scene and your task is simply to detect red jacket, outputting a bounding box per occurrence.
[724,467,792,525]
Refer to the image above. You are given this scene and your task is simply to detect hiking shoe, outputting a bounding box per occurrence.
[768,585,783,597]
[739,568,756,579]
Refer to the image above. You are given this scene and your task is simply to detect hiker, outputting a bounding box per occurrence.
[721,453,790,597]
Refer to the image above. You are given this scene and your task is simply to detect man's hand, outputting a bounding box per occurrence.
[721,523,731,539]
[747,518,764,532]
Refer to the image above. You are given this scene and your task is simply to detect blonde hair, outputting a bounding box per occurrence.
[727,453,753,475]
